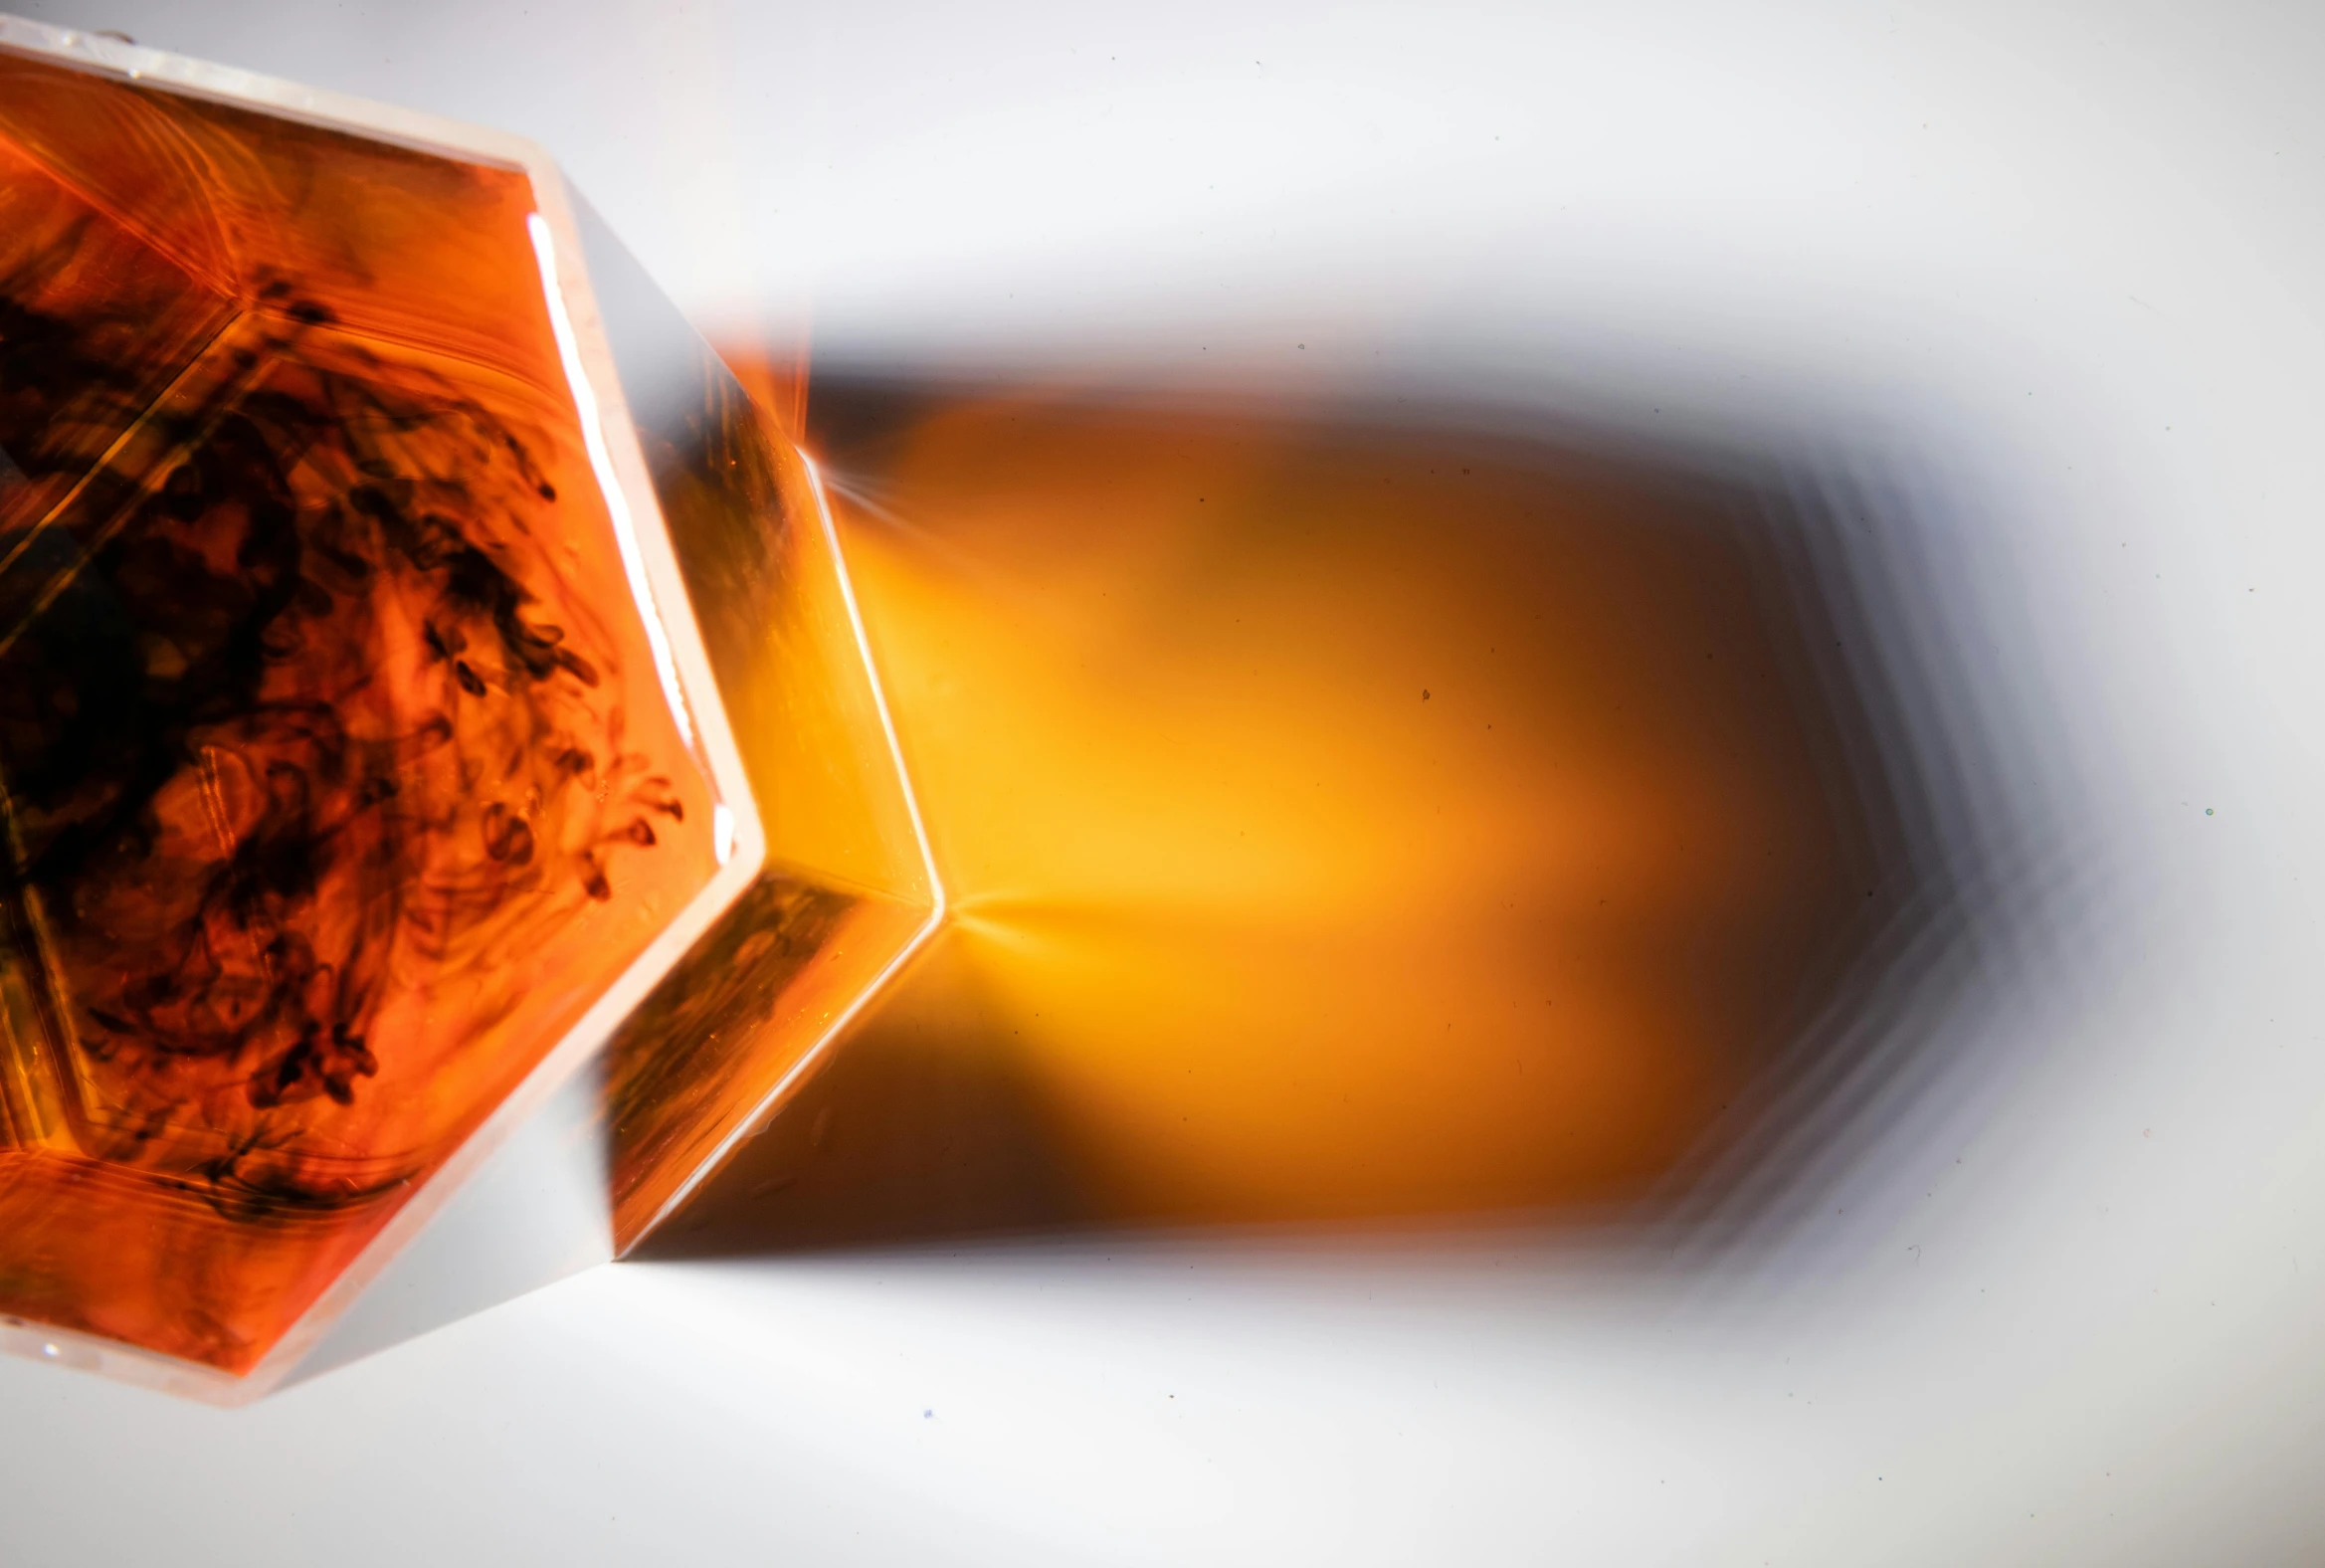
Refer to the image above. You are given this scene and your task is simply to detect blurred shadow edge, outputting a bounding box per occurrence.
[1641,440,2069,1266]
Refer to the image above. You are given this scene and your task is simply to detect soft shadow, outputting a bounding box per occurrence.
[638,369,2051,1266]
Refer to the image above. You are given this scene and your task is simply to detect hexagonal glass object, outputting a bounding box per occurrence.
[0,21,937,1397]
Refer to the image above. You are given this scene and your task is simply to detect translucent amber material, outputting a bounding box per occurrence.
[0,23,935,1395]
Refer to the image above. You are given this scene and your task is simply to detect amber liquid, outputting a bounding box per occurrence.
[0,51,715,1371]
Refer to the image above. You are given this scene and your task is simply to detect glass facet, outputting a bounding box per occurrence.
[571,198,940,1252]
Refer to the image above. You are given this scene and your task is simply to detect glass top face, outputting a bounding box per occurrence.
[0,47,719,1375]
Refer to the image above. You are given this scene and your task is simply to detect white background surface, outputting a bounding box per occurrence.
[5,3,2325,1563]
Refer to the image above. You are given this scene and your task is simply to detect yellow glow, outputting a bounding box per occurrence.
[805,383,1865,1225]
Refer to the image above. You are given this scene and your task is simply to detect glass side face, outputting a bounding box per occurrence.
[0,51,718,1374]
[575,203,936,1251]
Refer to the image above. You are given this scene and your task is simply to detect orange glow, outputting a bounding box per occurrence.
[746,383,1876,1229]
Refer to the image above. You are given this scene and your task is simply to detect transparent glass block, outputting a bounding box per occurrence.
[0,21,937,1397]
